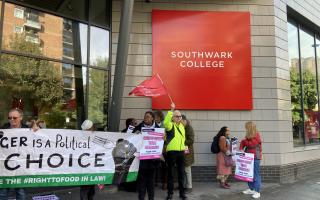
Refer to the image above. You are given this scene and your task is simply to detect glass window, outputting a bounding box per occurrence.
[2,3,88,65]
[90,0,110,28]
[90,26,109,67]
[88,68,108,129]
[288,22,304,146]
[62,63,73,76]
[0,54,87,129]
[13,0,87,22]
[299,28,319,145]
[0,1,110,129]
[14,7,24,19]
[288,19,320,146]
[317,36,320,95]
[63,76,74,88]
[14,25,23,33]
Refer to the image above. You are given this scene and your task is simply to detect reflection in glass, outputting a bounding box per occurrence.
[14,0,87,21]
[90,26,109,67]
[288,22,304,146]
[63,20,88,64]
[90,0,110,28]
[317,37,320,102]
[0,54,86,129]
[2,3,87,64]
[88,67,108,129]
[299,28,319,144]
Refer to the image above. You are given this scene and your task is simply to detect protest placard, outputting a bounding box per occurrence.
[234,152,254,182]
[139,128,164,160]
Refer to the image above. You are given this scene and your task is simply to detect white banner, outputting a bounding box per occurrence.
[0,129,143,188]
[139,128,164,160]
[234,152,254,182]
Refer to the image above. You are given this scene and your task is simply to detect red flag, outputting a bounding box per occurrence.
[129,74,167,97]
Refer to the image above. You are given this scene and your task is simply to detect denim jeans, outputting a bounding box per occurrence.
[0,188,26,200]
[248,159,261,192]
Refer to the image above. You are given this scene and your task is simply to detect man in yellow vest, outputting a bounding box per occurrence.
[164,103,187,200]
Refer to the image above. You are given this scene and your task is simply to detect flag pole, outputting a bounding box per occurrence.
[156,73,173,104]
[168,93,173,104]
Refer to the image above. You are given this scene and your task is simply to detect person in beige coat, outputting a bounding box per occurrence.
[181,114,194,194]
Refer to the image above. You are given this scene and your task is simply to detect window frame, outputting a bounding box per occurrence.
[288,16,320,146]
[0,0,111,128]
[13,7,23,19]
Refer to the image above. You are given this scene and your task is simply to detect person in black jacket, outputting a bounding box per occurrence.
[121,118,137,133]
[0,108,28,200]
[134,111,160,200]
[2,108,28,129]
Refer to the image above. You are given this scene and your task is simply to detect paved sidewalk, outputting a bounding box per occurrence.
[26,173,320,200]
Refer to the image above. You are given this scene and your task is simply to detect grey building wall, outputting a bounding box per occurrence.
[111,0,320,182]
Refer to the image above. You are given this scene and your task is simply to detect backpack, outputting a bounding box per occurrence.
[211,136,220,154]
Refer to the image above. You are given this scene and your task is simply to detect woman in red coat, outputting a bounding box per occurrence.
[240,121,262,199]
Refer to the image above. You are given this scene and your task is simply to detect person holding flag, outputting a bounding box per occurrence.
[164,103,187,200]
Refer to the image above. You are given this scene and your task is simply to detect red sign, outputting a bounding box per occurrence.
[152,10,252,110]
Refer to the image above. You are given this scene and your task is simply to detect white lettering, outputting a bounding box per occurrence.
[177,51,184,58]
[179,60,224,68]
[205,52,214,58]
[171,51,176,58]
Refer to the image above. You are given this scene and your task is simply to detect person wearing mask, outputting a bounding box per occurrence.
[0,108,28,200]
[240,121,262,199]
[164,103,187,200]
[133,111,160,200]
[181,115,194,194]
[215,126,232,189]
[80,119,96,200]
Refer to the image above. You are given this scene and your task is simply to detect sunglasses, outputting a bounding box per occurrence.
[8,116,19,120]
[174,115,182,118]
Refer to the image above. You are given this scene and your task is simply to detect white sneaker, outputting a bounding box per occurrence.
[252,192,261,199]
[242,189,255,195]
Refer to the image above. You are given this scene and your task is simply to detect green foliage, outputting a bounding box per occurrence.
[88,57,108,125]
[290,67,318,125]
[40,104,66,128]
[0,34,63,112]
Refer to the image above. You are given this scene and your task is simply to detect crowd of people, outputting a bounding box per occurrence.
[0,105,263,200]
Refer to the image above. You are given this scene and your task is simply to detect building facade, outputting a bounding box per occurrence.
[1,0,320,184]
[112,0,320,183]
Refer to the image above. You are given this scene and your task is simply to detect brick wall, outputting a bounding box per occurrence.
[192,158,320,183]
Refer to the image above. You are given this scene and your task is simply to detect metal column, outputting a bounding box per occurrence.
[108,0,134,131]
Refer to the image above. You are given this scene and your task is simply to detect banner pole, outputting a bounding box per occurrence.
[156,73,173,104]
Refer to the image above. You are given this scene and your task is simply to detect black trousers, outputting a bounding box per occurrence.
[80,185,95,200]
[166,151,185,196]
[138,168,155,200]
